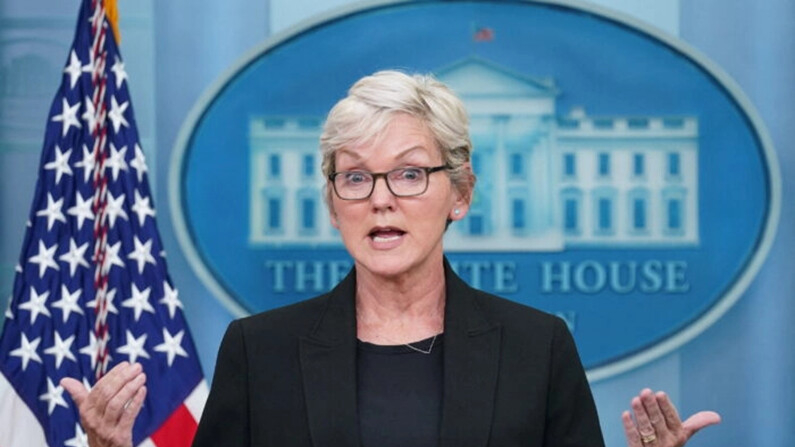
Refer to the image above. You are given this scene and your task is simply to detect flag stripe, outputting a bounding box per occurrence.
[185,380,209,421]
[150,403,198,447]
[0,373,47,447]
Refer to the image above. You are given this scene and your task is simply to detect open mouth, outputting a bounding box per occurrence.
[369,227,406,242]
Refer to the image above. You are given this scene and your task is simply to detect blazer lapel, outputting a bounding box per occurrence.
[299,270,360,447]
[440,261,502,447]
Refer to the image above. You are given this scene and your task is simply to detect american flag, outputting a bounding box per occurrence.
[0,1,207,446]
[472,26,495,42]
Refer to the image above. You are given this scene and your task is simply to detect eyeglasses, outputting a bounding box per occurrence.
[328,165,450,200]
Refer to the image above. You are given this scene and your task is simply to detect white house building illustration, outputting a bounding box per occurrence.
[248,58,699,251]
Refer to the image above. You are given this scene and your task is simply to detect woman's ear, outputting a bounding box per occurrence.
[449,162,473,221]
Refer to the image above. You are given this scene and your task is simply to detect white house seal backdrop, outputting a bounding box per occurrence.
[169,0,779,380]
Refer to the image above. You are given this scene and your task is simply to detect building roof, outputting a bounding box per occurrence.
[435,56,559,98]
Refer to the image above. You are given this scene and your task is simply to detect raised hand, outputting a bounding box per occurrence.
[622,388,721,447]
[61,362,147,447]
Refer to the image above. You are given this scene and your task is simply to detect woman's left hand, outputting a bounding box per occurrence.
[622,388,721,447]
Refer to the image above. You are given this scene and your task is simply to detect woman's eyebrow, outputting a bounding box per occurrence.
[335,148,363,160]
[337,145,430,164]
[393,145,429,160]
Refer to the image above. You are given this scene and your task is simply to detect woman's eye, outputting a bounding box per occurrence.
[398,168,422,181]
[345,172,368,184]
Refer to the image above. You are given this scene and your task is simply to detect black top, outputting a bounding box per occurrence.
[357,335,444,447]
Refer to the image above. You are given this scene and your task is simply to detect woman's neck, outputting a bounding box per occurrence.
[355,260,446,345]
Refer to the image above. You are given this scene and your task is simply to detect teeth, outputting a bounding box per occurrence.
[373,234,401,242]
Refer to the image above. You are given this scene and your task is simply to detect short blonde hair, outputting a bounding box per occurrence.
[320,70,476,207]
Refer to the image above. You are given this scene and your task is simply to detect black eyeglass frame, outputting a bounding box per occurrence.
[328,164,450,200]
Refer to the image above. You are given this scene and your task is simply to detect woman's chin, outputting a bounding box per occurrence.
[355,248,444,281]
[358,256,412,279]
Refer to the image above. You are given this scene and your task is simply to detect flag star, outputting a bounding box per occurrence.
[35,193,67,231]
[79,331,99,370]
[64,422,89,447]
[130,144,148,182]
[128,236,156,274]
[67,191,95,230]
[105,143,129,181]
[28,240,59,278]
[86,288,120,315]
[18,287,52,324]
[131,190,156,225]
[44,332,77,368]
[52,284,84,323]
[110,56,128,89]
[122,283,155,322]
[10,333,42,371]
[159,281,183,319]
[105,288,119,314]
[74,144,96,183]
[154,329,188,367]
[44,145,74,184]
[104,192,129,228]
[82,96,97,133]
[101,242,126,273]
[58,238,90,276]
[51,97,82,137]
[4,300,12,320]
[81,48,98,78]
[108,96,129,132]
[39,377,69,415]
[116,330,150,364]
[64,50,84,89]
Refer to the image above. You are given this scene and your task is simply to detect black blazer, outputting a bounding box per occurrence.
[193,262,605,447]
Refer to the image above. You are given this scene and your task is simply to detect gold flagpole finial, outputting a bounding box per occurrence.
[103,0,121,44]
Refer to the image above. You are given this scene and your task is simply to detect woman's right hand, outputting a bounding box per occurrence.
[60,362,147,447]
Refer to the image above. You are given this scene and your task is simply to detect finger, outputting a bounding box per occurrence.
[103,371,147,423]
[118,385,147,433]
[92,362,141,411]
[682,411,722,439]
[631,395,656,438]
[640,389,667,434]
[622,410,642,447]
[655,391,683,432]
[60,377,88,407]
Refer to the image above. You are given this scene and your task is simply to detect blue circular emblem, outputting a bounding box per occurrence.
[170,0,779,380]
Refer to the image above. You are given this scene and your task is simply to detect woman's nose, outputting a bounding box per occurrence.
[369,176,396,209]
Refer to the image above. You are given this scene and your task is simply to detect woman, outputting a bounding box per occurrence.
[62,71,720,447]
